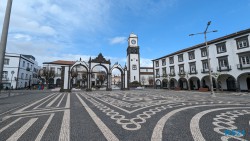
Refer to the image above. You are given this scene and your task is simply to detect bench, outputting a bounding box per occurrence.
[199,88,209,92]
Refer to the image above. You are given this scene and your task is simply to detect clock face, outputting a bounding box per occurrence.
[131,39,136,44]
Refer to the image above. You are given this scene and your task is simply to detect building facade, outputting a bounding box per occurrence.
[127,33,154,86]
[152,28,250,92]
[2,53,40,89]
[42,33,154,90]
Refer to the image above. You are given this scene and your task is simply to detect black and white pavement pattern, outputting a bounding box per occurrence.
[0,89,249,141]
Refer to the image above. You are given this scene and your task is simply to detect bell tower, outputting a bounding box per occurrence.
[127,33,140,83]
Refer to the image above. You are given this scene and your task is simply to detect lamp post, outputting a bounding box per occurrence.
[9,70,14,96]
[0,0,13,90]
[189,21,218,97]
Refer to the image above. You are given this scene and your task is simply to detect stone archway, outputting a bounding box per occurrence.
[169,78,177,90]
[189,77,200,90]
[178,78,188,90]
[217,74,236,91]
[60,53,128,92]
[201,75,216,90]
[90,53,112,91]
[237,72,250,92]
[162,79,168,89]
[70,65,88,90]
[91,64,109,90]
[111,63,127,90]
[56,78,61,87]
[155,79,161,89]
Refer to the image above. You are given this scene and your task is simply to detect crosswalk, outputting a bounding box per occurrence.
[0,93,70,141]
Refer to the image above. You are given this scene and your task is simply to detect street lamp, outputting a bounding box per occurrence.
[0,0,13,90]
[189,21,218,97]
[9,70,14,96]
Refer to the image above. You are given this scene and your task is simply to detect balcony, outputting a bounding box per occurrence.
[217,65,231,72]
[178,71,186,77]
[237,64,250,70]
[26,67,31,71]
[169,72,176,77]
[55,73,62,77]
[189,70,198,75]
[161,74,168,78]
[201,68,213,73]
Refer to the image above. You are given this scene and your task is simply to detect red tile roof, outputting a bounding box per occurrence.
[43,60,75,65]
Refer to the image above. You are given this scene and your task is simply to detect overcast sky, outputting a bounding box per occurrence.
[0,0,250,67]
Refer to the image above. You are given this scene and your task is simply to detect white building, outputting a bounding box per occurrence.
[2,53,40,89]
[152,28,250,92]
[127,33,154,86]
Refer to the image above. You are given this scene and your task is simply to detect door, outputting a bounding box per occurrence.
[226,77,236,91]
[247,77,250,90]
[190,80,194,90]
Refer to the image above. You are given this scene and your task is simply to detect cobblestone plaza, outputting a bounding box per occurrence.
[0,90,249,140]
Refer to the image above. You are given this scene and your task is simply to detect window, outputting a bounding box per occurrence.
[162,59,166,66]
[189,62,196,73]
[169,57,174,64]
[156,69,160,77]
[27,63,30,68]
[23,61,25,67]
[201,48,207,57]
[132,65,137,70]
[146,69,148,72]
[239,55,250,65]
[21,73,24,79]
[179,65,184,74]
[170,66,175,75]
[26,74,28,79]
[4,59,9,65]
[51,67,55,72]
[91,74,95,78]
[162,68,166,76]
[202,60,208,69]
[218,58,228,68]
[2,71,8,79]
[178,54,183,62]
[134,76,136,80]
[155,61,159,67]
[236,36,249,49]
[188,51,195,60]
[216,42,227,53]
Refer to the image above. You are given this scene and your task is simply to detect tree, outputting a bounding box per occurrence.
[39,68,55,85]
[97,73,106,85]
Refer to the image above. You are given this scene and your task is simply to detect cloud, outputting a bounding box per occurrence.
[12,33,32,41]
[109,37,127,45]
[140,58,153,67]
[1,0,155,68]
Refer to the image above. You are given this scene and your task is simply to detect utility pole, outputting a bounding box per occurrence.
[0,0,13,90]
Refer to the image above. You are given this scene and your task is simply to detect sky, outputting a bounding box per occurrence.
[0,0,250,67]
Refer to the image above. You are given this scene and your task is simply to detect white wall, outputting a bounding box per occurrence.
[153,32,250,91]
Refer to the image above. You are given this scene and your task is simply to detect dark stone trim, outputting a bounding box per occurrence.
[16,55,21,89]
[216,55,229,58]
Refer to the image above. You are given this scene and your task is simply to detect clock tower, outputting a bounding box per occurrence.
[127,33,140,83]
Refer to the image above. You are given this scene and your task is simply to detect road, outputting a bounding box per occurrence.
[0,90,249,141]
